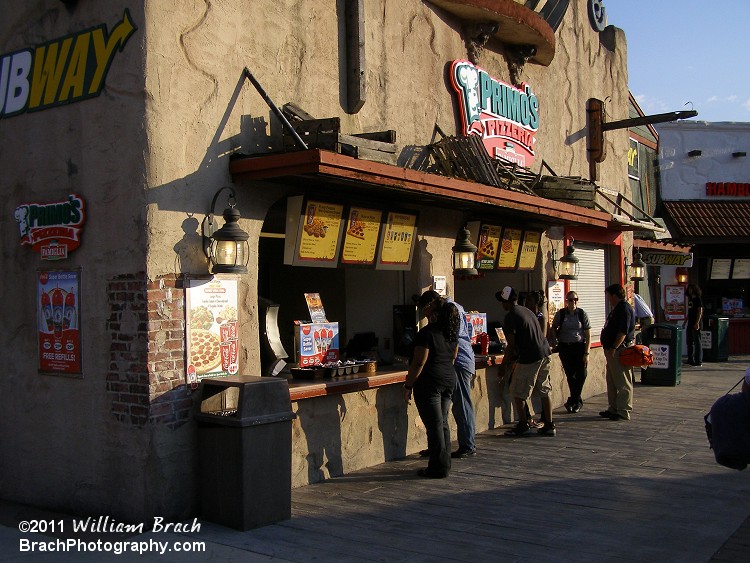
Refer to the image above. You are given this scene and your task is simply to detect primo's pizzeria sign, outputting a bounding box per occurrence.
[450,60,539,168]
[15,194,86,260]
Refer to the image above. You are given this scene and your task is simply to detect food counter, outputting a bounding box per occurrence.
[286,355,506,401]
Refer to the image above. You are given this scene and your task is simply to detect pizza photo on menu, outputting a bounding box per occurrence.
[189,329,222,374]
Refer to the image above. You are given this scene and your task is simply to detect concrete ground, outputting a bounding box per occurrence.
[2,356,750,562]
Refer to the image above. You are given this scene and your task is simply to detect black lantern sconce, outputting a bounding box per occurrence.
[553,241,579,280]
[201,187,250,274]
[625,251,646,281]
[452,225,478,277]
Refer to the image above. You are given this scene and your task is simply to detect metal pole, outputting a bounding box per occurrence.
[242,68,308,150]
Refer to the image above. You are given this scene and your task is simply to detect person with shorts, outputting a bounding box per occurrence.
[497,286,555,437]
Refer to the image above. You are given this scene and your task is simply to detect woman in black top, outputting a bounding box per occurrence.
[685,284,703,367]
[404,294,460,478]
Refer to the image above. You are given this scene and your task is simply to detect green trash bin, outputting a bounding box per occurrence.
[641,323,683,386]
[704,315,729,362]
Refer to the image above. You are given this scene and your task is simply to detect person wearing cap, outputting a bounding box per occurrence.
[599,284,636,421]
[496,286,555,437]
[705,367,750,470]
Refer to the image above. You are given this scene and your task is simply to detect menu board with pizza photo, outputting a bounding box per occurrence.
[185,276,240,383]
[497,227,522,270]
[340,207,383,265]
[475,223,501,270]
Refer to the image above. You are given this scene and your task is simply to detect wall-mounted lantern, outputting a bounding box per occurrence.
[626,251,646,281]
[554,241,579,280]
[452,225,478,277]
[676,267,689,285]
[202,187,249,274]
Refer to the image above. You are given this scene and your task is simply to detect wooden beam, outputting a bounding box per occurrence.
[345,0,366,113]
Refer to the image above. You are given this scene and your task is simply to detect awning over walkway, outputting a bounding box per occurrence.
[662,200,750,243]
[229,150,618,231]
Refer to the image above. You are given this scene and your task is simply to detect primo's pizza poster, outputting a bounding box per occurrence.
[185,276,239,383]
[38,269,82,376]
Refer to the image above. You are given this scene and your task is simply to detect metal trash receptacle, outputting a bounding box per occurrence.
[195,375,296,531]
[704,315,729,362]
[641,323,683,386]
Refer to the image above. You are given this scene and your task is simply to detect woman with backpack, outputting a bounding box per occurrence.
[551,291,591,413]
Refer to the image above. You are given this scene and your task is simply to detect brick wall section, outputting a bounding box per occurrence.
[107,272,192,428]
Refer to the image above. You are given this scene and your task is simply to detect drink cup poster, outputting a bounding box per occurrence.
[38,269,82,376]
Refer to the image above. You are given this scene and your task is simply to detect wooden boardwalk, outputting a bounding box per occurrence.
[3,357,750,561]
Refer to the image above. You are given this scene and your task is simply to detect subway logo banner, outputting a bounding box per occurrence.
[0,10,136,118]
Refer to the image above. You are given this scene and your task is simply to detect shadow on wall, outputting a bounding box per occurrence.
[296,395,346,484]
[376,386,409,461]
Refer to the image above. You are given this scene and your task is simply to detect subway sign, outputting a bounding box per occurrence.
[0,10,136,118]
[641,251,693,267]
[450,60,538,168]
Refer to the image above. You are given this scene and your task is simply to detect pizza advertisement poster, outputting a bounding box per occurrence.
[547,280,565,325]
[517,231,541,271]
[185,276,239,381]
[475,224,501,270]
[376,211,418,270]
[298,200,344,262]
[663,284,686,322]
[497,227,522,270]
[38,269,82,377]
[340,207,382,265]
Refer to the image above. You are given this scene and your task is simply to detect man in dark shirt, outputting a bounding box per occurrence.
[599,284,636,421]
[497,286,555,437]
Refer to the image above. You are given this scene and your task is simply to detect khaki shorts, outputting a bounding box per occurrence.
[510,357,552,400]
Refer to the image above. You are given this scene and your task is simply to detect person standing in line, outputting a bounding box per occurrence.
[522,291,548,427]
[599,284,636,421]
[417,291,477,459]
[497,286,555,437]
[685,284,704,367]
[551,291,591,413]
[404,293,460,478]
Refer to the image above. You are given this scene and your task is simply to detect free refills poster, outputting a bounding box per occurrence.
[38,270,82,376]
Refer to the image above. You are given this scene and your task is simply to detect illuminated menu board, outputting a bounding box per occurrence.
[517,231,541,271]
[376,211,418,270]
[284,196,345,268]
[340,207,383,265]
[476,224,501,270]
[497,227,522,270]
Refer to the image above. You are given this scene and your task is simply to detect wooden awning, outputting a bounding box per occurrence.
[229,150,614,230]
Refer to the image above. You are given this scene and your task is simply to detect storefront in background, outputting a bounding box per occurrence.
[2,0,640,522]
[658,121,750,353]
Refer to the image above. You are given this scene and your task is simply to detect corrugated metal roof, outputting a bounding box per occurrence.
[662,200,750,241]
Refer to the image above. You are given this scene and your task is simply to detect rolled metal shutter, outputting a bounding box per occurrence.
[569,243,607,343]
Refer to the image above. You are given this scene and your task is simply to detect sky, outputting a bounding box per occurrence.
[604,0,750,123]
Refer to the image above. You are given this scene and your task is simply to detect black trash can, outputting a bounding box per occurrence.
[704,315,729,362]
[641,323,683,386]
[195,375,296,531]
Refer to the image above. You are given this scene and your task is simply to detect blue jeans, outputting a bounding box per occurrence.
[451,366,475,451]
[414,381,453,476]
